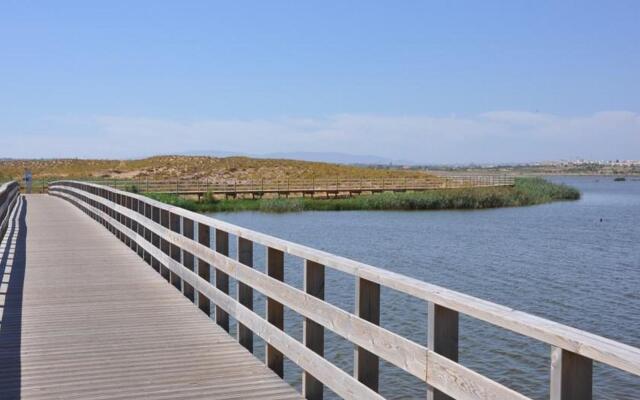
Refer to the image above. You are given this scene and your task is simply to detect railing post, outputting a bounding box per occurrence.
[119,194,128,244]
[550,347,592,400]
[114,192,121,240]
[266,247,285,378]
[151,206,162,272]
[124,196,133,249]
[137,199,145,258]
[144,203,153,265]
[169,212,182,290]
[355,278,380,391]
[159,209,171,281]
[113,193,122,239]
[303,260,325,400]
[427,302,459,400]
[237,236,253,352]
[197,223,211,316]
[215,229,230,331]
[182,217,195,302]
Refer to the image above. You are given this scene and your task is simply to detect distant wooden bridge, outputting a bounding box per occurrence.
[21,174,515,198]
[1,179,639,399]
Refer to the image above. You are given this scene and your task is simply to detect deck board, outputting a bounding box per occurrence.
[0,195,301,400]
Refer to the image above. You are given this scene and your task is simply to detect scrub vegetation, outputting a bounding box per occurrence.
[0,156,432,181]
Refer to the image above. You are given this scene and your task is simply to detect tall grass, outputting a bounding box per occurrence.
[145,178,579,213]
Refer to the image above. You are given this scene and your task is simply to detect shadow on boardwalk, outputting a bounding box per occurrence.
[0,197,27,399]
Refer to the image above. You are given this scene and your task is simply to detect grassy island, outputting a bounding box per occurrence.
[145,177,580,213]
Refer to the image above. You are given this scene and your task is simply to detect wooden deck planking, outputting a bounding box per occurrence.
[0,195,301,400]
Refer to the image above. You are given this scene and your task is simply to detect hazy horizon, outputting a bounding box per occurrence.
[1,2,638,162]
[0,148,636,167]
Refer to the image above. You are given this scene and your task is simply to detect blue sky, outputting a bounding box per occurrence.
[1,1,638,163]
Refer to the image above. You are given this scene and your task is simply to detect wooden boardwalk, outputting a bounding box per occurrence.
[0,195,301,400]
[49,175,515,199]
[2,181,639,399]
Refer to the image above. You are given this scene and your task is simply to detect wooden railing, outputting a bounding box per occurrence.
[0,181,20,242]
[75,175,515,196]
[49,180,640,400]
[14,175,516,197]
[18,179,49,194]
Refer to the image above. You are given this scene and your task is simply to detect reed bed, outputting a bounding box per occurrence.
[144,178,579,213]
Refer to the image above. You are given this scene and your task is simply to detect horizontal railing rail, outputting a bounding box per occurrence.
[0,181,20,242]
[17,178,49,194]
[12,175,516,197]
[67,175,515,196]
[49,180,639,400]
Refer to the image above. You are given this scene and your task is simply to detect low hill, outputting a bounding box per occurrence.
[0,156,431,182]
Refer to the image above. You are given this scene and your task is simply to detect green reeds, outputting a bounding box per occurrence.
[145,178,580,213]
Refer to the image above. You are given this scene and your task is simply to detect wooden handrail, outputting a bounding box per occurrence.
[70,175,515,195]
[0,181,20,242]
[49,180,640,399]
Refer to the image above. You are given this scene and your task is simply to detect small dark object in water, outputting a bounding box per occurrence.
[614,177,626,182]
[600,218,603,222]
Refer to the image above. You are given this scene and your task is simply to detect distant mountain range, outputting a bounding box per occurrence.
[181,150,414,165]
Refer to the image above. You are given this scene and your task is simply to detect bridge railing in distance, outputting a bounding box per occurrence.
[49,180,639,400]
[75,174,515,195]
[0,181,20,242]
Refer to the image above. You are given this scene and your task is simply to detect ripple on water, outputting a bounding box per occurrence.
[211,177,640,399]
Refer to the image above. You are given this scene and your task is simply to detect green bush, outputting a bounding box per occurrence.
[260,198,305,213]
[123,184,140,193]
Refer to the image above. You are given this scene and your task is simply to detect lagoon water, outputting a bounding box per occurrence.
[206,176,640,399]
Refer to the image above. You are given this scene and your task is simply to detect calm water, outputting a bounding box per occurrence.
[205,176,640,399]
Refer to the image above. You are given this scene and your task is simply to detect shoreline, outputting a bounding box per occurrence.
[431,172,640,177]
[144,177,580,213]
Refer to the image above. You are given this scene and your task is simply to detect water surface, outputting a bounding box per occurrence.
[206,176,640,399]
